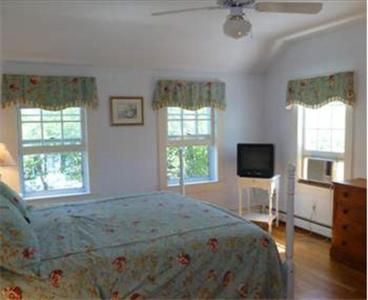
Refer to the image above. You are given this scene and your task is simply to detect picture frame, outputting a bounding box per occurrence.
[110,96,144,126]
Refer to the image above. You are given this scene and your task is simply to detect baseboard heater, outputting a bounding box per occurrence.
[277,209,331,229]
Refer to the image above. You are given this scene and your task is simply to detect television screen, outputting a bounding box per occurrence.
[237,144,274,178]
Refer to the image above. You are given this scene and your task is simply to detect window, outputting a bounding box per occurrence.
[18,107,89,198]
[160,107,217,186]
[299,101,350,182]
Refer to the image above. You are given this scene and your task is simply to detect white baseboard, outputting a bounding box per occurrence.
[279,212,331,238]
[228,206,332,238]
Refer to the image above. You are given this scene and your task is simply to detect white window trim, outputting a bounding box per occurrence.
[296,104,353,181]
[17,107,90,199]
[157,107,222,190]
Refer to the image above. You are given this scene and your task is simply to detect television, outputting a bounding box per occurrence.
[237,144,274,178]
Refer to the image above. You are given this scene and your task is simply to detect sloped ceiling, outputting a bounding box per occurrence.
[1,0,366,73]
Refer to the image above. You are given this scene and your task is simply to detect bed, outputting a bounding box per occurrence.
[1,191,285,299]
[0,166,296,300]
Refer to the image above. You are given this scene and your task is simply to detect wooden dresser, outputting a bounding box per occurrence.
[330,178,366,272]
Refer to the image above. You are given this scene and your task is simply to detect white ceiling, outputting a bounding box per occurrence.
[1,0,366,73]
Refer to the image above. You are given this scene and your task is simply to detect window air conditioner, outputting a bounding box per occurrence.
[305,157,335,183]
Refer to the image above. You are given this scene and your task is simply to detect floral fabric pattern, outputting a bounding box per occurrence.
[286,71,355,108]
[0,181,30,223]
[0,192,284,299]
[153,80,226,111]
[1,74,98,110]
[0,195,40,277]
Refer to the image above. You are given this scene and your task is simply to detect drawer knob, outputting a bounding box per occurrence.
[342,224,348,230]
[343,192,349,198]
[342,241,347,246]
[343,208,349,214]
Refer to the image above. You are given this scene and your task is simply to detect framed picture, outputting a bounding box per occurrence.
[110,96,144,126]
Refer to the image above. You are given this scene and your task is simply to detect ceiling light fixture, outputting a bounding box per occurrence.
[223,14,252,40]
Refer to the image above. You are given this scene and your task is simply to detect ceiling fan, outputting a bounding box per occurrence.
[152,0,323,39]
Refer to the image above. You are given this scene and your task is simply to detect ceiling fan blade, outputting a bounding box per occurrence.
[152,6,223,16]
[254,2,323,14]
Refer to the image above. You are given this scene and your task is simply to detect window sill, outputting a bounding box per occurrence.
[166,180,223,193]
[168,179,218,188]
[24,191,91,201]
[298,179,332,189]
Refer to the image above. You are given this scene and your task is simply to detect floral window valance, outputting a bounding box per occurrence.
[1,74,98,110]
[153,80,226,111]
[286,71,355,109]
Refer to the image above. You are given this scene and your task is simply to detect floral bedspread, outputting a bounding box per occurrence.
[1,192,285,299]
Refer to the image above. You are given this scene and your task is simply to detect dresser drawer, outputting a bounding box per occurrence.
[335,203,366,225]
[332,218,366,241]
[330,243,366,272]
[334,185,366,208]
[331,233,366,262]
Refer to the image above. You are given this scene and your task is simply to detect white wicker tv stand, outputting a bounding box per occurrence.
[237,175,280,233]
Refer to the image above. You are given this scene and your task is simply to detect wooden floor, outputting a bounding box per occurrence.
[270,224,366,299]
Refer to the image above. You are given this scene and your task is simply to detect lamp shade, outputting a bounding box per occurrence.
[223,15,252,39]
[0,143,15,167]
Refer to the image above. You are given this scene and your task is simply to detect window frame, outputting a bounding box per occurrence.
[297,103,353,183]
[17,107,90,199]
[158,107,219,189]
